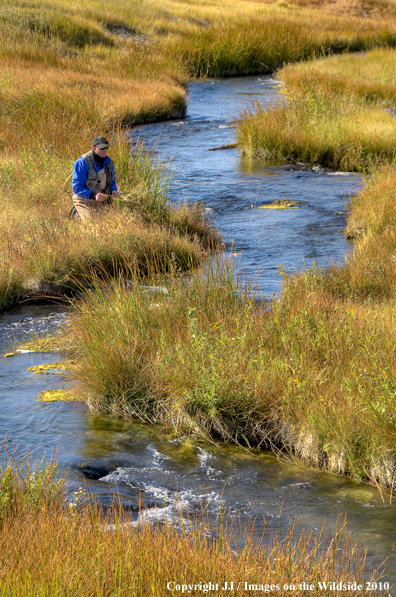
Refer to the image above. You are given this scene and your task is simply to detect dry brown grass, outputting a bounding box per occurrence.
[1,505,377,596]
[0,135,216,310]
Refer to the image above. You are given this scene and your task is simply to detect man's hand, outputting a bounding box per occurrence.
[111,190,120,198]
[95,193,106,202]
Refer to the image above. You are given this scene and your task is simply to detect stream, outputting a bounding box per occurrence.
[1,76,395,586]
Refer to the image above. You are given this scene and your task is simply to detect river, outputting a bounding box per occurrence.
[1,76,394,586]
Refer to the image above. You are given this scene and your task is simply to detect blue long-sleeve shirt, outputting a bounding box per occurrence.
[72,155,118,199]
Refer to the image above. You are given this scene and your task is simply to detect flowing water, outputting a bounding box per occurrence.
[1,76,395,585]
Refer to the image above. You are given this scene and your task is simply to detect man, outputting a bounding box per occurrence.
[72,136,120,221]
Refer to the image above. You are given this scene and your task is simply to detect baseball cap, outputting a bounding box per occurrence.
[92,136,109,149]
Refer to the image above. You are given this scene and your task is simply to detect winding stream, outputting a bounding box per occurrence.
[1,76,395,585]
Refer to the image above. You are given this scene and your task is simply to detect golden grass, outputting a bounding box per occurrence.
[1,505,377,596]
[236,96,396,171]
[0,135,217,311]
[0,453,381,596]
[280,47,396,106]
[264,0,396,16]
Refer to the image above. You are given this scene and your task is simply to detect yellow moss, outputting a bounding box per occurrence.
[17,337,62,353]
[258,199,300,209]
[28,361,71,374]
[37,389,77,402]
[3,352,17,358]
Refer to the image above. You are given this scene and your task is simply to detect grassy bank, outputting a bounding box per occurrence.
[236,47,396,171]
[0,135,218,311]
[236,95,396,171]
[0,453,381,595]
[3,0,396,309]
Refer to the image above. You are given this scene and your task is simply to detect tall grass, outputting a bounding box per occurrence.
[61,235,396,488]
[0,451,382,596]
[169,10,396,77]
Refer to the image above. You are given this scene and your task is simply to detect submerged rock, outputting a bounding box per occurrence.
[258,199,300,209]
[36,389,77,402]
[77,463,111,480]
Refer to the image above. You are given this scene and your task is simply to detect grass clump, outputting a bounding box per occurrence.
[60,238,396,487]
[0,452,63,521]
[0,451,382,595]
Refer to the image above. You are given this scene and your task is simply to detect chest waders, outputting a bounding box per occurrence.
[69,150,115,217]
[81,150,114,196]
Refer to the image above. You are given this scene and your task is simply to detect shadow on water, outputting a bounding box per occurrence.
[1,77,394,584]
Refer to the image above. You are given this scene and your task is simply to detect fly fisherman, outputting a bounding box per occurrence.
[72,136,120,221]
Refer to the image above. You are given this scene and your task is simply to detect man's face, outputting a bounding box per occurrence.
[92,145,108,158]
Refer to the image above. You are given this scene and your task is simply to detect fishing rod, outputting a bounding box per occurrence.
[64,175,262,197]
